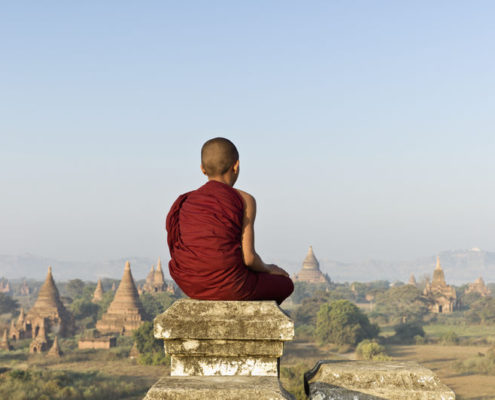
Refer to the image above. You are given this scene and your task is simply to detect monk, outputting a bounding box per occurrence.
[166,137,294,304]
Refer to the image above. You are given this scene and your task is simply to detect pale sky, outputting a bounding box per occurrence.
[1,1,495,268]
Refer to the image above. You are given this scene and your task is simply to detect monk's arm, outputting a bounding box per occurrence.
[237,189,289,277]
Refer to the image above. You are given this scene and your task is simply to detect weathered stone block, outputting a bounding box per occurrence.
[304,360,456,400]
[154,299,293,377]
[172,355,278,376]
[154,299,294,341]
[143,376,295,400]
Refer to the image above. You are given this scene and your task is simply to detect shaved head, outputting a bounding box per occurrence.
[201,137,239,177]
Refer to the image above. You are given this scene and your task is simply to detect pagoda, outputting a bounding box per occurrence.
[423,257,457,313]
[47,336,62,357]
[293,246,330,284]
[9,307,28,340]
[92,279,104,303]
[96,261,144,336]
[142,258,166,293]
[465,277,491,297]
[408,274,417,287]
[0,329,12,351]
[26,266,73,337]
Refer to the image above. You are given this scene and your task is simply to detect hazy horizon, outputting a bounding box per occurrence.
[2,2,495,268]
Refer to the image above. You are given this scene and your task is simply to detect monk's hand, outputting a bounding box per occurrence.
[266,264,290,277]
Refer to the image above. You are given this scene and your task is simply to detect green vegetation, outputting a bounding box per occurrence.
[453,347,495,376]
[315,300,379,346]
[0,368,146,400]
[373,285,430,325]
[280,362,313,400]
[0,293,19,315]
[133,322,169,366]
[355,339,390,361]
[392,322,425,344]
[139,292,175,321]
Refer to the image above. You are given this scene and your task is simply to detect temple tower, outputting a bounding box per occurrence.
[47,336,62,357]
[96,261,144,336]
[92,279,104,303]
[293,246,330,284]
[408,274,417,286]
[424,257,457,313]
[465,277,491,297]
[0,329,12,351]
[26,266,73,337]
[153,258,165,291]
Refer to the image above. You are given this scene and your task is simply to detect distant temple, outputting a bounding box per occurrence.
[293,246,330,284]
[92,279,104,303]
[0,329,12,351]
[96,261,144,336]
[465,277,491,297]
[24,266,73,337]
[140,258,175,295]
[9,307,27,340]
[0,278,11,294]
[47,336,62,357]
[408,274,417,287]
[423,257,457,313]
[20,280,31,296]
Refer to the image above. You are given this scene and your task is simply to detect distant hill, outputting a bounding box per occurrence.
[0,253,159,282]
[318,248,495,284]
[1,248,494,284]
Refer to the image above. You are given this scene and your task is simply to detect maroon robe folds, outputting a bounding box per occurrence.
[166,180,257,300]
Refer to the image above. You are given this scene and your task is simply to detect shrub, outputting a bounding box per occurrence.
[355,339,390,361]
[392,322,425,344]
[440,330,460,345]
[133,321,169,365]
[315,300,379,346]
[294,324,315,341]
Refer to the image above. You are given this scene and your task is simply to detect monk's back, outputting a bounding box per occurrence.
[167,180,256,300]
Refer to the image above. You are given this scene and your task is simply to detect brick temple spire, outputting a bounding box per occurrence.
[293,246,330,284]
[26,266,72,337]
[96,261,144,335]
[92,279,104,303]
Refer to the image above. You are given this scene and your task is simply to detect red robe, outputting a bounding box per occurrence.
[166,180,257,300]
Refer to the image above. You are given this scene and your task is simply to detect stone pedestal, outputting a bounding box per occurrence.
[143,299,295,400]
[304,360,456,400]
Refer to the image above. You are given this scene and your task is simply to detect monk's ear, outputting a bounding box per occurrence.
[200,164,208,176]
[233,160,240,174]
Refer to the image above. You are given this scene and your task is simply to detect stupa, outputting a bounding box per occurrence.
[142,258,166,293]
[0,279,11,294]
[408,274,417,286]
[96,261,144,336]
[465,277,491,297]
[20,280,31,296]
[0,329,12,351]
[423,257,457,313]
[293,246,330,284]
[26,266,73,337]
[9,307,28,340]
[92,279,104,303]
[47,335,62,357]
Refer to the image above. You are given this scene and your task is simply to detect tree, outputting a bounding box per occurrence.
[133,321,168,365]
[466,297,495,324]
[392,322,425,344]
[315,299,379,346]
[374,285,430,324]
[65,279,86,300]
[0,293,18,315]
[140,292,175,321]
